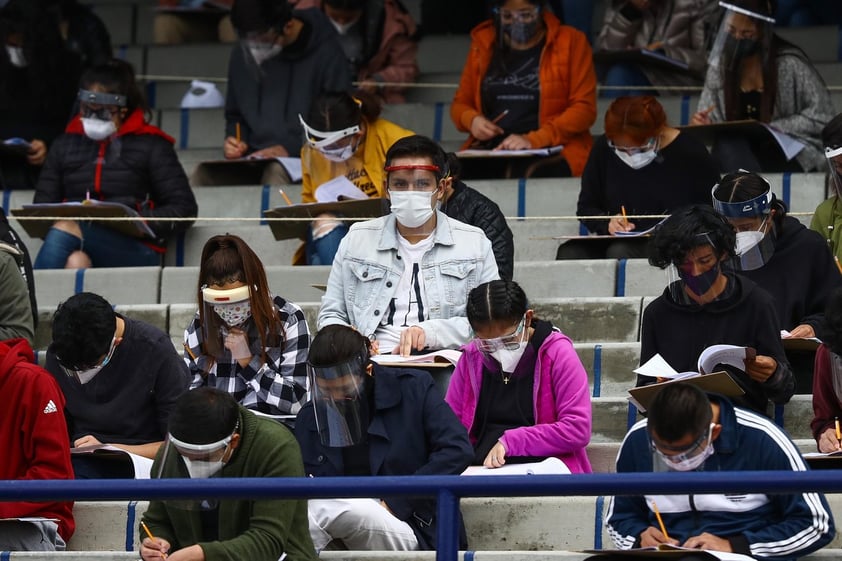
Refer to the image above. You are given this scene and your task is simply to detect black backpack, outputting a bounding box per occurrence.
[0,207,37,328]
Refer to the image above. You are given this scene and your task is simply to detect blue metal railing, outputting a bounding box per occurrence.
[2,471,841,561]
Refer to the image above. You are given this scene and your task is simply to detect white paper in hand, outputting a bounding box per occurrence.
[633,354,680,379]
[315,176,367,202]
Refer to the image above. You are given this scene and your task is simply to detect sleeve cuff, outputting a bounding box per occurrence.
[727,534,751,555]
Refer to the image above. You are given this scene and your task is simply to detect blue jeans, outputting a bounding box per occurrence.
[33,222,161,269]
[305,222,349,265]
[601,62,653,98]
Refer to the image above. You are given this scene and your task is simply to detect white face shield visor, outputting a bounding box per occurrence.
[299,114,361,161]
[826,145,842,197]
[309,349,369,448]
[708,2,775,71]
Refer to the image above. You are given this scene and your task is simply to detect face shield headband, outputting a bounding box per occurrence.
[78,89,127,107]
[299,114,361,150]
[711,182,773,219]
[718,1,776,23]
[827,146,842,197]
[309,348,369,448]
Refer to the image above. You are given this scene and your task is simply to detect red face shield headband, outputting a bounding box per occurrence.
[384,164,440,172]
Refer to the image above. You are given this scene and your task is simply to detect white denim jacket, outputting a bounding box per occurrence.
[318,211,500,349]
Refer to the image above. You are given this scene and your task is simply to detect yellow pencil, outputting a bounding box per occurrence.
[140,521,168,559]
[835,256,842,275]
[278,188,293,206]
[235,122,241,144]
[621,205,629,227]
[651,500,670,541]
[835,417,841,443]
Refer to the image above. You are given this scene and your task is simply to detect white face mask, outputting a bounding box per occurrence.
[329,17,359,35]
[81,117,117,141]
[213,301,252,327]
[654,424,715,472]
[491,340,528,373]
[6,45,26,68]
[389,190,437,228]
[615,149,658,169]
[248,43,283,66]
[732,219,773,271]
[320,138,359,163]
[181,456,225,479]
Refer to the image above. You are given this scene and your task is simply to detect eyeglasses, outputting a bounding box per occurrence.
[607,137,657,155]
[59,335,118,378]
[493,6,540,23]
[80,104,121,121]
[475,316,526,353]
[650,423,713,465]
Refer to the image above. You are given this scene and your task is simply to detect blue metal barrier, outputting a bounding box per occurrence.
[1,471,841,561]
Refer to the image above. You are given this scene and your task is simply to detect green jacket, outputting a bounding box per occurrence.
[809,197,842,261]
[140,406,317,561]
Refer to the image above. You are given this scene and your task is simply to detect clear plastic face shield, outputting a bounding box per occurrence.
[712,183,775,271]
[826,145,842,198]
[299,114,361,162]
[474,315,529,375]
[78,89,126,141]
[708,2,775,71]
[201,284,252,352]
[309,349,369,448]
[650,423,715,472]
[667,235,724,301]
[385,164,443,229]
[58,335,118,384]
[608,136,660,170]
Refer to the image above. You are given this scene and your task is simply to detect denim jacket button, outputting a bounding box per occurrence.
[362,271,368,278]
[386,281,392,288]
[317,455,324,462]
[374,310,380,316]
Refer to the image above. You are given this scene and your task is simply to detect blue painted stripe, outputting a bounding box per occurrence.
[261,185,270,225]
[126,501,137,551]
[74,269,85,294]
[179,109,190,150]
[433,103,443,143]
[579,223,588,236]
[782,172,792,209]
[594,496,605,549]
[464,550,475,561]
[616,258,627,297]
[176,232,186,267]
[517,178,526,218]
[117,45,127,60]
[592,344,603,398]
[146,81,157,110]
[774,404,785,428]
[2,189,10,212]
[680,95,690,126]
[627,401,638,432]
[1,550,11,561]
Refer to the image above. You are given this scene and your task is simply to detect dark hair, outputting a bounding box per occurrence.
[466,280,528,330]
[52,292,116,370]
[309,324,371,367]
[80,59,148,118]
[384,135,448,182]
[649,205,736,269]
[324,0,365,9]
[648,383,713,443]
[713,170,787,229]
[231,0,292,34]
[822,113,842,149]
[197,235,283,360]
[169,387,239,444]
[604,96,667,145]
[824,288,842,355]
[306,90,381,133]
[445,152,462,181]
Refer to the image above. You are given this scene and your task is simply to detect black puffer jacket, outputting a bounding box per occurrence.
[34,109,198,245]
[440,179,514,281]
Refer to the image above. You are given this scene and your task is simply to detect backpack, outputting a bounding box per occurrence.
[0,207,37,328]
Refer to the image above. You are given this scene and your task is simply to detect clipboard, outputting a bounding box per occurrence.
[191,157,302,186]
[11,202,156,240]
[628,371,744,413]
[456,145,564,158]
[593,49,694,75]
[263,197,387,241]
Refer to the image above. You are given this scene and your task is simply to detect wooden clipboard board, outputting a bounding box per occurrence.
[263,197,388,241]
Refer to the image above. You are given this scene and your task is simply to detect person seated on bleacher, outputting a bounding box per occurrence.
[0,208,36,345]
[689,0,836,173]
[45,292,190,478]
[32,59,198,270]
[445,280,592,473]
[440,153,514,281]
[295,324,473,550]
[556,95,719,260]
[154,0,236,45]
[594,0,719,98]
[184,234,310,424]
[811,287,842,453]
[222,0,352,162]
[637,205,794,416]
[713,170,842,393]
[46,0,113,69]
[140,387,318,561]
[291,0,419,104]
[603,382,834,559]
[0,0,81,190]
[318,135,499,356]
[0,337,74,551]
[809,112,842,262]
[297,89,413,265]
[450,0,597,179]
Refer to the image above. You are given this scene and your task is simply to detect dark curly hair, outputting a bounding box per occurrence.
[649,205,736,269]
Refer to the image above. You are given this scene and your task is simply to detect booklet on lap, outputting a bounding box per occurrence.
[12,200,156,240]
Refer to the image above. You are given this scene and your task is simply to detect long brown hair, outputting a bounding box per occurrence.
[196,234,283,361]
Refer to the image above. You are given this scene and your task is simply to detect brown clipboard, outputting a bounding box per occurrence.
[628,371,744,414]
[593,48,694,75]
[11,202,156,240]
[191,158,300,186]
[263,197,388,241]
[677,119,770,145]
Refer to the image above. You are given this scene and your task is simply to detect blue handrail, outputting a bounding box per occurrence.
[1,471,839,561]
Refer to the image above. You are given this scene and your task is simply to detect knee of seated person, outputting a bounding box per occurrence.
[52,220,82,237]
[65,250,92,270]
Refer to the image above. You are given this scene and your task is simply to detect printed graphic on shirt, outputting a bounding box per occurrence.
[43,399,58,414]
[347,167,376,198]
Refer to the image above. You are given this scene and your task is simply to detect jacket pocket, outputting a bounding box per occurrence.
[439,260,479,307]
[348,261,389,312]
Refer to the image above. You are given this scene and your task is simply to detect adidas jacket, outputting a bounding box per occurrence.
[606,395,834,560]
[0,338,75,541]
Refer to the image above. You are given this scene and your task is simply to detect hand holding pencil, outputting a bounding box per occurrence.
[139,521,170,561]
[690,105,716,126]
[468,110,509,143]
[607,206,635,235]
[223,122,248,160]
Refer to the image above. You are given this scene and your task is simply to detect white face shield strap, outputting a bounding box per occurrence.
[298,114,360,150]
[718,1,776,23]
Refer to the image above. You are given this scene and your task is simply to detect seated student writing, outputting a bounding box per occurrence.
[445,280,591,473]
[811,287,842,453]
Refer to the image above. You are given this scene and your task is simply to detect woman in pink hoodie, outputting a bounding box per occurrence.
[445,280,592,473]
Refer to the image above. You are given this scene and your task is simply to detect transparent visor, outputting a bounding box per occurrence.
[826,146,842,197]
[309,351,368,448]
[298,114,361,150]
[474,316,526,353]
[711,183,772,219]
[731,216,775,271]
[607,137,658,156]
[651,423,714,472]
[202,284,252,329]
[708,3,774,70]
[386,165,441,192]
[154,430,235,510]
[666,234,721,301]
